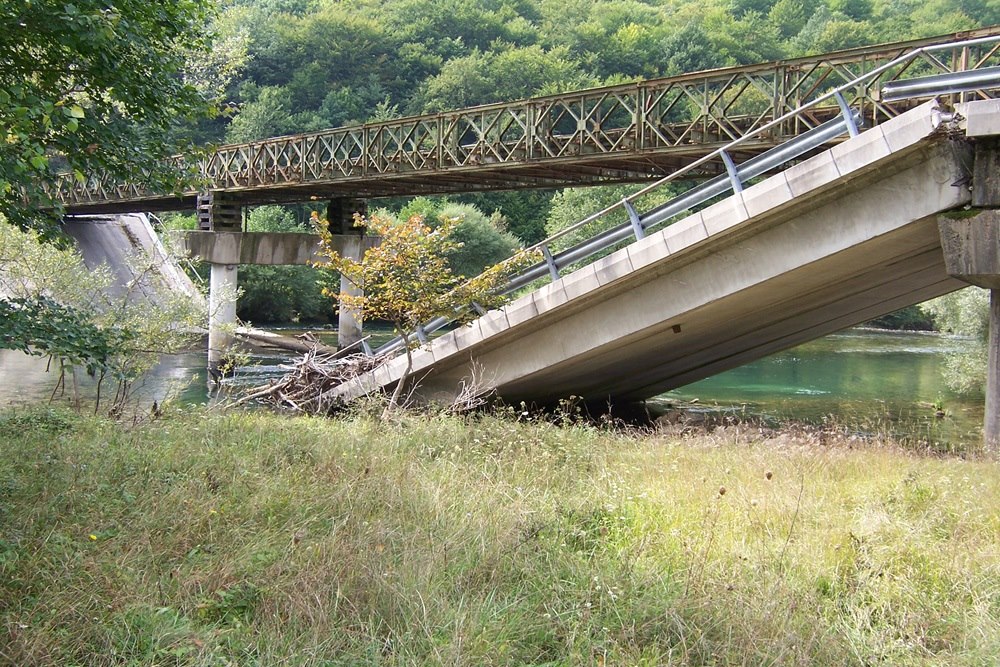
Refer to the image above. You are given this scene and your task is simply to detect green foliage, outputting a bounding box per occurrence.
[661,23,728,75]
[0,0,215,233]
[206,0,991,146]
[456,190,554,245]
[0,296,121,377]
[314,213,530,332]
[768,0,810,37]
[196,583,263,627]
[237,206,330,324]
[157,212,199,232]
[544,183,679,255]
[418,45,590,111]
[398,199,523,278]
[438,204,521,278]
[313,212,536,411]
[226,85,294,143]
[925,287,990,394]
[396,197,525,278]
[865,305,935,331]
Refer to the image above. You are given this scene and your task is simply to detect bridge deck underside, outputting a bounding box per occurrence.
[63,138,782,214]
[492,217,962,403]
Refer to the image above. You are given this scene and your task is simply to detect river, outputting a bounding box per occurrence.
[0,328,983,448]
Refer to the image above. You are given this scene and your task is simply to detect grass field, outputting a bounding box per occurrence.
[1,406,998,665]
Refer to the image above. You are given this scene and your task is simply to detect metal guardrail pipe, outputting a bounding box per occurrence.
[641,113,860,230]
[506,113,861,294]
[881,65,1000,101]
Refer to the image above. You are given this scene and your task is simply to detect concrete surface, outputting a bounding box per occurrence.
[63,213,203,306]
[938,209,1000,289]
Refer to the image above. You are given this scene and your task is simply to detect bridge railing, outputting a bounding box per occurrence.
[371,33,1000,358]
[51,28,1000,207]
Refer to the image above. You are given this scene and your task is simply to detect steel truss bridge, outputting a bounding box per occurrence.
[55,27,1000,214]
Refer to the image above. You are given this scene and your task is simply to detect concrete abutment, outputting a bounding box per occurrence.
[939,207,1000,450]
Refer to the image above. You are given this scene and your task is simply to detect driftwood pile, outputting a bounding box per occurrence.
[232,348,386,414]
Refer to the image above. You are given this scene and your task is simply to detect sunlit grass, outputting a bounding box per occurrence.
[0,407,997,665]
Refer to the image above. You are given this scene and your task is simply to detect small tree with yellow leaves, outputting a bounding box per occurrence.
[313,212,537,413]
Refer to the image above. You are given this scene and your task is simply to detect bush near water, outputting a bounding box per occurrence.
[2,407,998,665]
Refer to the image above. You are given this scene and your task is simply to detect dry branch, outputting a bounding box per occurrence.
[230,348,385,414]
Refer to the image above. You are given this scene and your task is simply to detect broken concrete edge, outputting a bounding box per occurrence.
[938,209,1000,289]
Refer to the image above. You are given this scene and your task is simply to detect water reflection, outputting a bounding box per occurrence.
[0,350,211,409]
[661,330,984,446]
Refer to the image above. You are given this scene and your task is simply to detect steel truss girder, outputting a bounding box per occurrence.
[53,27,1000,211]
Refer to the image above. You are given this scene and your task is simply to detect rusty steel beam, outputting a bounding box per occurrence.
[53,27,1000,213]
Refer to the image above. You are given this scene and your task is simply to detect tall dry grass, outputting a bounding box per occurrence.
[0,407,997,665]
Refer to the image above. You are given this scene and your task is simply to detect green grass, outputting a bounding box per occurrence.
[1,406,998,665]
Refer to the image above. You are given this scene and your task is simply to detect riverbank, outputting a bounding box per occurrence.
[1,328,987,450]
[1,407,997,665]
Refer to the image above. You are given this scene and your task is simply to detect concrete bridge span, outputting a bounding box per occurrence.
[332,100,987,407]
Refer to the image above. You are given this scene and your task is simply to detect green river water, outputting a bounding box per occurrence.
[0,328,984,448]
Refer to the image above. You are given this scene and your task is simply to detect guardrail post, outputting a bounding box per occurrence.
[834,92,860,137]
[719,151,743,194]
[541,245,560,281]
[623,199,645,240]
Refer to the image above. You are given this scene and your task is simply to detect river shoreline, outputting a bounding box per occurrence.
[0,328,984,449]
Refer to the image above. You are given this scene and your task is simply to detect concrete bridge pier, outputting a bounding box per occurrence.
[939,210,1000,449]
[208,262,239,374]
[188,195,373,378]
[327,198,368,351]
[198,192,243,377]
[939,134,1000,449]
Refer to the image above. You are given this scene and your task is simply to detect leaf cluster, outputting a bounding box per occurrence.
[0,296,122,377]
[0,0,215,233]
[312,213,538,334]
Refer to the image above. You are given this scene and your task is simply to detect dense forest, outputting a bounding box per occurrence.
[169,0,994,327]
[199,0,993,147]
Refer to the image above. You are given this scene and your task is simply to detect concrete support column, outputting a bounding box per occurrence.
[328,198,368,350]
[198,192,243,379]
[208,263,238,376]
[988,290,1000,448]
[338,234,364,350]
[939,208,1000,450]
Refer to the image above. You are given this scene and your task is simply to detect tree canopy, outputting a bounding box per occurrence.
[203,0,989,146]
[312,212,537,412]
[0,0,215,232]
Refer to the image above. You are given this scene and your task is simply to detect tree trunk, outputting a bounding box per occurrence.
[383,323,413,419]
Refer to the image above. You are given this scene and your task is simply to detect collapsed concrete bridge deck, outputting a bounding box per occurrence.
[330,101,994,410]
